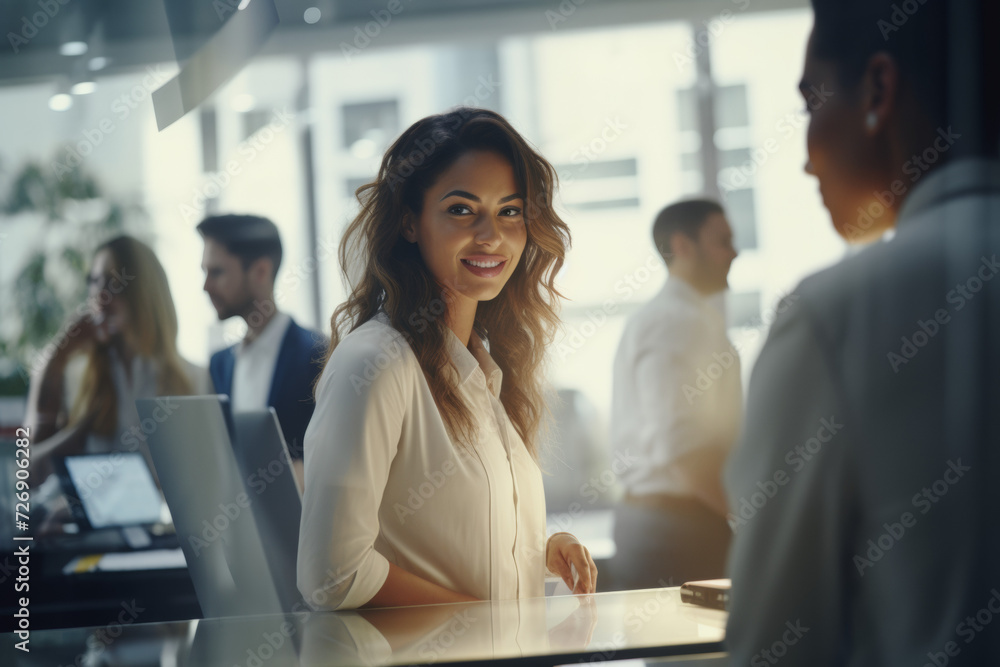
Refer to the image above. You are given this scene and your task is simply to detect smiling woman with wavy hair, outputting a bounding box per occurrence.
[299,107,598,610]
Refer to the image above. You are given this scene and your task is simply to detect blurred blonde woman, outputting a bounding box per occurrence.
[26,235,211,483]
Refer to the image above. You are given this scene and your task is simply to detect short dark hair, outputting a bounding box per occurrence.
[809,0,950,126]
[652,199,723,264]
[197,214,282,280]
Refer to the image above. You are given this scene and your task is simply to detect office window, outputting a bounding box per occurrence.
[341,100,399,156]
[710,83,759,252]
[728,290,762,328]
[566,158,638,180]
[344,176,374,200]
[241,109,274,140]
[676,80,759,250]
[725,187,759,251]
[676,87,703,194]
[556,158,640,211]
[715,84,750,129]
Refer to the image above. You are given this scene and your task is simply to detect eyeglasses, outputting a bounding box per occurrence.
[86,273,115,293]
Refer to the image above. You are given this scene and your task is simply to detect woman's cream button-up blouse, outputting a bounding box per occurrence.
[297,312,547,610]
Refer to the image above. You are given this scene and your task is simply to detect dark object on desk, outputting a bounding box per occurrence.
[41,526,178,553]
[0,538,199,633]
[680,579,730,611]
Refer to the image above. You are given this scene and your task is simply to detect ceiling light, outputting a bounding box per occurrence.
[351,138,377,160]
[49,93,73,111]
[88,56,109,71]
[71,81,96,95]
[304,7,321,24]
[60,41,88,56]
[70,58,97,95]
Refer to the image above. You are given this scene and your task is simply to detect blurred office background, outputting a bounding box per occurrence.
[0,0,843,522]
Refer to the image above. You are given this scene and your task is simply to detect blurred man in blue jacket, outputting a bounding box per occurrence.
[199,214,326,477]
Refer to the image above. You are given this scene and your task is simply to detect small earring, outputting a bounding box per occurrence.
[866,112,878,130]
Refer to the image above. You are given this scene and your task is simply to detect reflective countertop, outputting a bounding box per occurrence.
[10,587,726,666]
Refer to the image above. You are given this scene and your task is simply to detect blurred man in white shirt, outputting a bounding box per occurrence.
[608,199,741,589]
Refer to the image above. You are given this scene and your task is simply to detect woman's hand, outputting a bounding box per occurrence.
[57,311,102,359]
[546,532,598,595]
[25,311,102,445]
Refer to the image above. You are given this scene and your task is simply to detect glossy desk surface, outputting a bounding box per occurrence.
[10,588,726,666]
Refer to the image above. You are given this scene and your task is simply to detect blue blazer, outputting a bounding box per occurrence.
[209,318,327,460]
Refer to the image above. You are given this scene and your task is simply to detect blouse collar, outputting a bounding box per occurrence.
[445,327,503,397]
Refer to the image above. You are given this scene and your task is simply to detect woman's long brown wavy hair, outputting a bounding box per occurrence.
[323,107,571,458]
[70,235,194,436]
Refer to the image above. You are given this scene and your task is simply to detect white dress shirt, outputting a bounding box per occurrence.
[298,311,548,610]
[232,311,290,413]
[610,277,742,498]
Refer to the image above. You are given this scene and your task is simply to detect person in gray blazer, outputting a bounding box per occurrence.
[723,0,1000,664]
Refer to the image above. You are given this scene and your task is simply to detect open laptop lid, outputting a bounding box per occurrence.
[136,395,284,618]
[230,408,304,612]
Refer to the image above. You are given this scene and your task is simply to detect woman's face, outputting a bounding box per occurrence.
[87,248,130,344]
[403,149,527,308]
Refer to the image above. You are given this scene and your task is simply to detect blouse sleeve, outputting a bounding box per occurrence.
[297,326,412,610]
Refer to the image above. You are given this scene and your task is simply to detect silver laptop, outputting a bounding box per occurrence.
[136,395,283,618]
[230,408,304,612]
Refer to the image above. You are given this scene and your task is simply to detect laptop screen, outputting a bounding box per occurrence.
[63,453,163,528]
